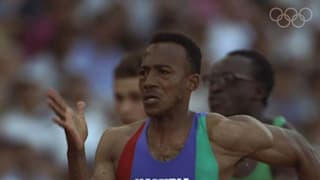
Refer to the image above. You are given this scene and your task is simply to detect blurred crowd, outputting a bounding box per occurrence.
[0,0,319,179]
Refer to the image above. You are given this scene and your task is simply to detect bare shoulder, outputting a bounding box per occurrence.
[92,121,145,179]
[96,120,145,161]
[206,113,273,155]
[100,120,145,143]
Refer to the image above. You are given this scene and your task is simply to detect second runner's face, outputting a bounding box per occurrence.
[208,56,259,116]
[114,77,146,124]
[139,42,192,116]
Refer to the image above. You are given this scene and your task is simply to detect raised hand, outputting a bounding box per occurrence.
[47,89,88,151]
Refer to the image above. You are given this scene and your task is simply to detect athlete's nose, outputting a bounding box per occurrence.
[209,79,224,94]
[143,70,158,90]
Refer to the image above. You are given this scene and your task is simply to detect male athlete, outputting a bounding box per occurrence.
[47,32,320,180]
[206,50,294,180]
[113,53,146,124]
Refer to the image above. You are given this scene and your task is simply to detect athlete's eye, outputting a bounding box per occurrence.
[160,69,170,75]
[139,69,146,76]
[160,70,169,74]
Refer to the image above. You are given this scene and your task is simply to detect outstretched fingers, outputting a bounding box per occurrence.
[52,116,66,128]
[47,88,73,120]
[48,98,65,119]
[47,88,68,111]
[53,116,74,135]
[65,106,76,123]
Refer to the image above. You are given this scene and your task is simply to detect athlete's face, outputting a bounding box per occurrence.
[114,77,146,124]
[139,42,198,116]
[207,56,263,116]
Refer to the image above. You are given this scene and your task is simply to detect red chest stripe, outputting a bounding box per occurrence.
[116,123,145,180]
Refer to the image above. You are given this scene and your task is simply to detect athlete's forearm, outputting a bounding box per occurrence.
[292,132,320,180]
[67,148,90,180]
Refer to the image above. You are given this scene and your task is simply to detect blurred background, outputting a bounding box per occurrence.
[0,0,319,179]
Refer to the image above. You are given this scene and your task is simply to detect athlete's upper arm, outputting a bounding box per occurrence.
[208,113,273,155]
[250,125,311,166]
[208,113,320,178]
[91,129,117,180]
[225,115,302,166]
[228,115,274,153]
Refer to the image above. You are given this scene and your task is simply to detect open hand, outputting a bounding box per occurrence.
[47,89,88,151]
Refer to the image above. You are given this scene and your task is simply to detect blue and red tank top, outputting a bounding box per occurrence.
[116,112,219,180]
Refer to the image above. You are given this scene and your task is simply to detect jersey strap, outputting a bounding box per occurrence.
[196,112,219,180]
[116,123,145,180]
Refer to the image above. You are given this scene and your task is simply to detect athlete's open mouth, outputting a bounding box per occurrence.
[143,94,160,105]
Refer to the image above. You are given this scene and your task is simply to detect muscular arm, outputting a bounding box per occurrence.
[91,129,116,180]
[252,125,320,180]
[228,115,320,180]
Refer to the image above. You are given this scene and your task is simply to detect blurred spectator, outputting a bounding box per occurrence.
[0,139,66,179]
[312,30,320,65]
[305,69,320,152]
[25,24,77,89]
[0,76,67,167]
[65,4,128,103]
[0,43,22,113]
[266,63,314,128]
[124,0,156,41]
[205,0,257,62]
[308,69,320,112]
[19,0,77,57]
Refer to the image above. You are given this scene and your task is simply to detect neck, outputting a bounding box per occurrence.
[148,100,193,143]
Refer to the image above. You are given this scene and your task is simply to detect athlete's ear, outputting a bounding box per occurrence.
[187,74,200,91]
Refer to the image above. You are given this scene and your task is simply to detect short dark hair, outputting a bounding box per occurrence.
[114,52,142,79]
[148,32,202,74]
[227,50,274,105]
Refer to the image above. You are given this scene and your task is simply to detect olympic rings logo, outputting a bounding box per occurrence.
[269,7,313,28]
